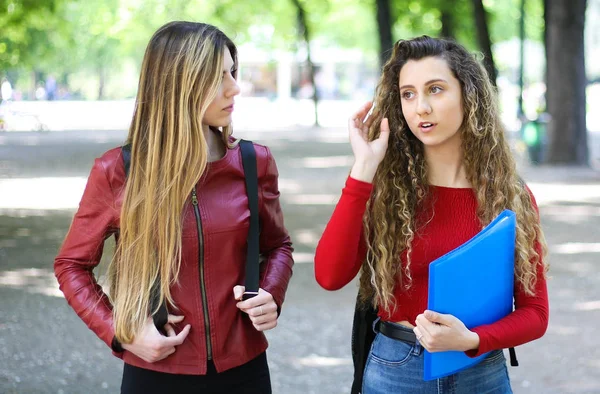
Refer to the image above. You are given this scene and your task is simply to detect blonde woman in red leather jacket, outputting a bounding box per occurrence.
[54,21,294,394]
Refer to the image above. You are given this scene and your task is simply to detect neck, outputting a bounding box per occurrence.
[424,142,470,188]
[202,125,226,162]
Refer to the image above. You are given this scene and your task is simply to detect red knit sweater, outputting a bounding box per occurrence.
[314,176,549,357]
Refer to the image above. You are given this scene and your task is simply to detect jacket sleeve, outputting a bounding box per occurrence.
[256,146,294,314]
[54,158,122,357]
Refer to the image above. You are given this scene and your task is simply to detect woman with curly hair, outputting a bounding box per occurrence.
[314,35,548,393]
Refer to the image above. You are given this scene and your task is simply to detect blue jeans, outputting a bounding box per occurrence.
[362,326,512,394]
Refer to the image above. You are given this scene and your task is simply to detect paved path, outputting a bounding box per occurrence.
[1,128,599,393]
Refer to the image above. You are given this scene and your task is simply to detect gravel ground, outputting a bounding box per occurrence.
[1,128,599,393]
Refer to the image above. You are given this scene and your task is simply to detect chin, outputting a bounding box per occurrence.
[208,121,232,129]
[418,137,447,147]
[213,117,233,128]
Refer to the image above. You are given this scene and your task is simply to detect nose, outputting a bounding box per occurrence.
[225,75,241,98]
[416,96,432,116]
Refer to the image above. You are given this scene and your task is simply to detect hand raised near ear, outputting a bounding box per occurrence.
[348,101,390,183]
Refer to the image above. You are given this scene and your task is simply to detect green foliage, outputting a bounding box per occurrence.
[0,0,547,98]
[388,0,543,50]
[486,0,544,44]
[0,0,62,72]
[311,0,377,53]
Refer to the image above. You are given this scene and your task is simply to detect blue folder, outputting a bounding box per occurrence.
[424,209,516,381]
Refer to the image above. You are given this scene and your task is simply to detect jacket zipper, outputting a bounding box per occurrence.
[191,188,213,360]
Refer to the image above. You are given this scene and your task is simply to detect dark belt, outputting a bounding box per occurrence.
[377,321,417,343]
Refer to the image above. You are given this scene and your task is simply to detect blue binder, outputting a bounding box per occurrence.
[424,209,516,381]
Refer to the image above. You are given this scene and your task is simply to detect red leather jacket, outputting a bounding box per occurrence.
[54,141,294,374]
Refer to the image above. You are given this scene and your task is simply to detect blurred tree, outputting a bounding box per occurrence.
[1,0,550,102]
[438,0,455,39]
[308,0,376,52]
[0,0,60,71]
[488,0,544,44]
[376,0,394,67]
[290,0,320,126]
[384,0,544,85]
[391,1,445,44]
[517,0,525,118]
[0,0,67,96]
[544,0,588,165]
[377,0,474,68]
[471,0,497,85]
[57,0,125,99]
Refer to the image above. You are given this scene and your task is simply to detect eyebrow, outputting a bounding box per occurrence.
[399,79,448,90]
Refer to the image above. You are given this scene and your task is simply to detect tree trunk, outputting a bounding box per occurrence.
[291,0,319,126]
[440,2,455,39]
[471,0,497,86]
[98,66,105,100]
[31,71,38,100]
[543,0,549,64]
[376,0,394,68]
[545,0,588,164]
[517,0,526,118]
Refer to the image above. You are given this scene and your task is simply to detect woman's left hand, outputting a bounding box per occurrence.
[413,310,480,352]
[233,286,278,331]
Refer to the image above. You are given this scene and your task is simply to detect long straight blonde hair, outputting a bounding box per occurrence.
[108,22,237,343]
[359,36,548,313]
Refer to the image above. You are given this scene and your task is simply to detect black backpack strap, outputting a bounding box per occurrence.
[505,176,526,367]
[239,140,260,300]
[509,347,518,366]
[122,143,131,177]
[351,293,378,394]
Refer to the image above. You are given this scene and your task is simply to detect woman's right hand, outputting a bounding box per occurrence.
[348,101,390,183]
[121,314,191,363]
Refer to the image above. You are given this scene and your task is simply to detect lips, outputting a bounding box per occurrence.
[418,122,436,132]
[223,104,234,112]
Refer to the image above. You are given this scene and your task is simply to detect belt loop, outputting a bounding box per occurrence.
[372,317,381,333]
[413,339,422,356]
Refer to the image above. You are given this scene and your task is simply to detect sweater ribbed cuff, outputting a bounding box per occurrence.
[346,176,373,197]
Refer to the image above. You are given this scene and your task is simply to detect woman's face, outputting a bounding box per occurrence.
[203,48,240,128]
[398,56,464,151]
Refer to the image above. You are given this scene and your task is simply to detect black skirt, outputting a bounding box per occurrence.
[121,352,271,394]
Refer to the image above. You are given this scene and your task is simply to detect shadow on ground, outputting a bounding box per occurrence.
[1,130,599,393]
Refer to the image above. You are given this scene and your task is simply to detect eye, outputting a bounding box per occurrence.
[222,68,238,81]
[430,85,443,94]
[401,91,414,100]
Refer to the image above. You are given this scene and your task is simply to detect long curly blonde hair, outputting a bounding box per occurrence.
[359,36,548,313]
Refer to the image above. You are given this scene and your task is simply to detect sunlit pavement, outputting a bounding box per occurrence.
[1,127,600,393]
